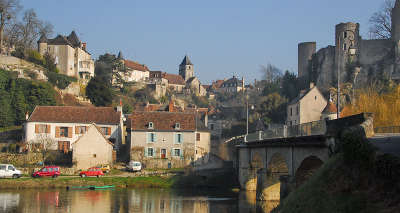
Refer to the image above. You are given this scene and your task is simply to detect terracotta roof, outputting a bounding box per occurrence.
[212,80,225,89]
[128,111,196,131]
[162,73,185,85]
[124,60,150,72]
[322,101,337,114]
[202,85,211,90]
[28,106,121,125]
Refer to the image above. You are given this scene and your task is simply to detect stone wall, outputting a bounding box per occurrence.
[0,55,47,81]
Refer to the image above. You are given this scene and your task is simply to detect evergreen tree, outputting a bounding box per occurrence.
[86,77,113,106]
[0,90,14,127]
[14,89,27,125]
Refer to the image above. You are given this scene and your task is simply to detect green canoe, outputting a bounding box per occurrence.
[67,185,115,190]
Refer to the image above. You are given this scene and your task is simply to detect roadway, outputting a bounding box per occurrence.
[369,134,400,157]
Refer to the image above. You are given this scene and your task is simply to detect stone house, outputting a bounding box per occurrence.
[72,124,114,170]
[112,52,150,86]
[186,77,207,96]
[37,31,95,81]
[127,111,211,169]
[286,83,327,126]
[321,99,338,121]
[219,76,245,93]
[25,106,123,152]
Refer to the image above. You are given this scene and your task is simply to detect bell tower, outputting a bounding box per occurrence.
[179,55,194,81]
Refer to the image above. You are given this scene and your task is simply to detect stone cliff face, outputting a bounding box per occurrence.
[313,46,336,91]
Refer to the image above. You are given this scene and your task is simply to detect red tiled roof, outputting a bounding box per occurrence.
[212,80,224,89]
[128,111,196,131]
[28,106,121,125]
[162,73,185,85]
[124,60,149,72]
[322,101,338,114]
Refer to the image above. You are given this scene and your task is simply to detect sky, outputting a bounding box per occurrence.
[20,0,383,84]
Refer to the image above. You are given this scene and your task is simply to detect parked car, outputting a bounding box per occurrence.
[97,164,111,173]
[79,167,104,178]
[126,161,142,172]
[0,164,22,178]
[32,166,60,178]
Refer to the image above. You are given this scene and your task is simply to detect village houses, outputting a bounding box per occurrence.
[127,111,211,169]
[25,106,124,153]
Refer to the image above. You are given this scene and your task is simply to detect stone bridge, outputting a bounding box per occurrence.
[236,113,374,202]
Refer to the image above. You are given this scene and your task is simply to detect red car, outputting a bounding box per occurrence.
[79,167,104,178]
[32,166,60,178]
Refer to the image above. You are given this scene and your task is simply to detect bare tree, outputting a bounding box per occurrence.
[369,0,395,39]
[260,64,283,83]
[27,134,57,166]
[0,0,21,53]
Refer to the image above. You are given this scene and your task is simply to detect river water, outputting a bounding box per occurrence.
[0,188,278,213]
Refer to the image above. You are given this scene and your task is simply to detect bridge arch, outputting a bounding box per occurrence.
[256,153,289,202]
[295,155,324,187]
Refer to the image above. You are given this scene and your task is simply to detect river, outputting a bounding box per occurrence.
[0,188,278,213]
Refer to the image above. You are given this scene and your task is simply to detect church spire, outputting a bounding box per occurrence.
[180,55,193,66]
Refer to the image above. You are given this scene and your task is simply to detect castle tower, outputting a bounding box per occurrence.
[179,55,194,81]
[37,34,48,56]
[298,42,316,86]
[392,0,400,41]
[335,22,360,81]
[117,51,124,60]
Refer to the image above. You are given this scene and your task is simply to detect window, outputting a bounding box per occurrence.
[147,133,156,143]
[76,126,87,134]
[343,43,347,50]
[173,148,181,157]
[148,122,154,129]
[175,133,183,144]
[296,106,299,115]
[290,108,293,116]
[58,141,70,153]
[101,127,110,135]
[0,165,5,170]
[315,96,317,100]
[49,168,53,172]
[344,31,347,38]
[37,125,48,133]
[175,123,180,130]
[93,154,96,158]
[210,124,214,130]
[8,166,14,171]
[146,147,154,157]
[60,127,68,137]
[196,133,200,141]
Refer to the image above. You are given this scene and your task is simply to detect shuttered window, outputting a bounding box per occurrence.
[35,124,50,134]
[175,133,183,144]
[147,133,156,143]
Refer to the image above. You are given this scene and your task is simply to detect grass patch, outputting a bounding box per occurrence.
[273,155,382,213]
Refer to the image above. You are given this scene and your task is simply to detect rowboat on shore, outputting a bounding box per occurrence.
[66,185,115,190]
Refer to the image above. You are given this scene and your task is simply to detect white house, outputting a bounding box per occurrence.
[286,83,327,126]
[25,106,123,152]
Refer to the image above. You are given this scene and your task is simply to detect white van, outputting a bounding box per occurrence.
[0,164,22,178]
[126,161,142,172]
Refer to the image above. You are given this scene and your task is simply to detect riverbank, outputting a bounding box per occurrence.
[0,169,239,190]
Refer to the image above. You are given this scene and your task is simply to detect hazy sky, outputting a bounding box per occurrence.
[20,0,383,84]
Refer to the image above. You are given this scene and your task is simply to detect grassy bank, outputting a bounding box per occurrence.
[0,176,176,190]
[273,134,400,213]
[0,169,239,190]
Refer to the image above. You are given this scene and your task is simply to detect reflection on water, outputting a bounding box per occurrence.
[0,188,278,213]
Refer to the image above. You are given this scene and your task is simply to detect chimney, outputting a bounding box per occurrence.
[117,99,122,113]
[168,100,174,112]
[310,82,315,89]
[82,42,87,51]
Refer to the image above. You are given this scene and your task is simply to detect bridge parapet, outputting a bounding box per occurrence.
[245,120,326,142]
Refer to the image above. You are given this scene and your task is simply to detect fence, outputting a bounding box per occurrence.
[245,120,326,142]
[374,126,400,134]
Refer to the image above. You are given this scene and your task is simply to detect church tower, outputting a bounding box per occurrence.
[179,55,194,81]
[392,0,400,41]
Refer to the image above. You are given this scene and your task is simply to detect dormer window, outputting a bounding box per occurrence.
[148,122,154,129]
[175,123,181,130]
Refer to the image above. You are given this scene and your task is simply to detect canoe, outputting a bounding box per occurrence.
[67,185,115,190]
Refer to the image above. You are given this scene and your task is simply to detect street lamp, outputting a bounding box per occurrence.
[246,94,254,135]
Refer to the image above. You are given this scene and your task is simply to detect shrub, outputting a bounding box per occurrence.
[26,50,45,66]
[45,71,77,89]
[340,133,376,169]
